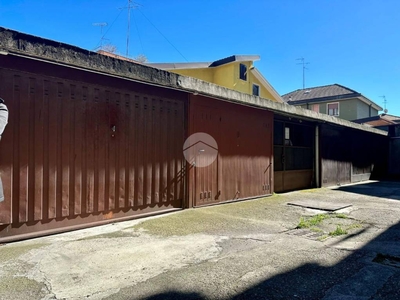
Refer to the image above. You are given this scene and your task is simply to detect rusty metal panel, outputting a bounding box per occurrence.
[274,170,313,192]
[0,57,186,240]
[189,95,273,206]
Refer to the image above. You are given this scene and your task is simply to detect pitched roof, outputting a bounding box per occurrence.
[146,55,260,70]
[353,114,400,126]
[282,84,383,111]
[282,84,358,102]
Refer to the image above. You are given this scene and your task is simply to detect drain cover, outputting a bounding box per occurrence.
[287,200,352,211]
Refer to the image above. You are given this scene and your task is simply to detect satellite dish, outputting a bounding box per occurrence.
[384,109,388,114]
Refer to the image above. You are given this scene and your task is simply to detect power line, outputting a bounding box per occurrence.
[137,8,188,62]
[132,7,144,54]
[93,9,124,51]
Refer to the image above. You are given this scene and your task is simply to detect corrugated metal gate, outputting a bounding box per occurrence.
[189,95,273,206]
[0,57,186,241]
[320,123,386,186]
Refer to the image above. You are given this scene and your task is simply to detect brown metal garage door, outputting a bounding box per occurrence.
[0,64,185,241]
[189,95,273,206]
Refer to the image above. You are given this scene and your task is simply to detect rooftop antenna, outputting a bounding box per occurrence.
[380,95,388,113]
[120,0,141,57]
[296,57,310,90]
[92,22,108,48]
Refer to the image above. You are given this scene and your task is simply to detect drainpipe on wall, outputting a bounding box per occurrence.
[315,124,320,187]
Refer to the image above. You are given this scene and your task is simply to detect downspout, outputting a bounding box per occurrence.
[315,124,320,187]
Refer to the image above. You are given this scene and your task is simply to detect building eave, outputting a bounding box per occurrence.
[288,94,382,111]
[251,68,284,103]
[209,55,260,67]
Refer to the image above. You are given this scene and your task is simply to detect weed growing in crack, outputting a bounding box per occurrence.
[329,225,348,236]
[335,213,348,219]
[297,214,331,228]
[296,213,349,229]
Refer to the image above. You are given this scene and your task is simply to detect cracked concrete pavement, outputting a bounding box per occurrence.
[1,180,400,299]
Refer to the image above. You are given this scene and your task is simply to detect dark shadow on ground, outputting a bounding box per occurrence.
[333,181,400,200]
[230,181,400,299]
[143,291,205,300]
[232,220,400,300]
[137,219,400,300]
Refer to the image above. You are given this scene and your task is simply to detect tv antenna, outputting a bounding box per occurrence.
[120,0,141,57]
[296,57,310,90]
[380,95,388,113]
[92,22,108,48]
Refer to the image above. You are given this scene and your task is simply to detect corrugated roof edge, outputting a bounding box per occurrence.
[0,27,387,137]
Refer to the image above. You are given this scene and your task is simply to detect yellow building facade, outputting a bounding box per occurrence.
[147,55,283,103]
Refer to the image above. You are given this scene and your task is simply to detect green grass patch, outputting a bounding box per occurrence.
[297,213,349,229]
[329,225,348,236]
[297,214,331,228]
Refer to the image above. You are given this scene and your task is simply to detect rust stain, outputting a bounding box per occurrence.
[103,211,113,220]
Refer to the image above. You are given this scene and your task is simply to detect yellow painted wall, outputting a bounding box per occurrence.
[166,61,280,102]
[213,62,236,90]
[169,68,214,82]
[250,73,276,101]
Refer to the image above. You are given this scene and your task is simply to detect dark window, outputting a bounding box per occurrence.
[239,64,247,81]
[274,121,284,145]
[252,84,260,96]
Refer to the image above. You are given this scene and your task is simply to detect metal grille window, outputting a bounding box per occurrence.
[239,64,247,81]
[252,84,260,96]
[327,102,339,116]
[274,120,314,172]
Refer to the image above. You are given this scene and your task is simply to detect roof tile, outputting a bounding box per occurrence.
[282,84,358,102]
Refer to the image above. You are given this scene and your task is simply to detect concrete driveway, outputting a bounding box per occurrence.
[1,180,400,300]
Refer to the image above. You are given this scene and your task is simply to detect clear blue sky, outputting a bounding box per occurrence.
[1,0,399,115]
